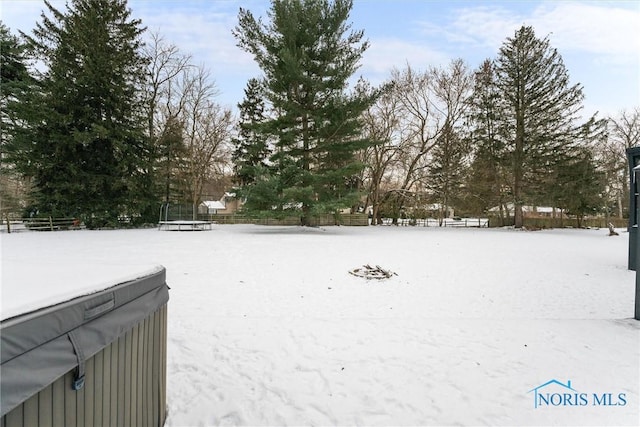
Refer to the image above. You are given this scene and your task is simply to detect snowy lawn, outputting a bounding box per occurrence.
[1,225,638,426]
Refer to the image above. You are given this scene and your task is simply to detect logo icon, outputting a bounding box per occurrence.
[527,379,627,408]
[528,379,580,408]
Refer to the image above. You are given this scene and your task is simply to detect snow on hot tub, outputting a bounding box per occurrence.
[1,263,169,427]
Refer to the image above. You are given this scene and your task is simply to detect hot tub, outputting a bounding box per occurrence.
[1,264,169,427]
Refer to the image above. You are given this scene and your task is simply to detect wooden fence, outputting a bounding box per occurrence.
[381,218,489,227]
[201,213,369,226]
[1,216,82,233]
[487,216,628,229]
[25,217,80,231]
[2,213,628,232]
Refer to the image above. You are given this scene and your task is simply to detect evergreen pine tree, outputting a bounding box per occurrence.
[1,23,34,213]
[551,147,605,227]
[494,26,588,228]
[1,23,32,141]
[231,78,271,187]
[234,0,377,224]
[465,59,509,219]
[156,115,187,203]
[15,0,151,227]
[426,121,467,224]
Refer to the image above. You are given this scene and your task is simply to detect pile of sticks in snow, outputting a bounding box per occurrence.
[608,223,619,236]
[349,264,397,280]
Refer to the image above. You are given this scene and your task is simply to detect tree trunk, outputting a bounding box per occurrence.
[617,193,624,219]
[514,203,523,228]
[621,179,628,219]
[371,204,379,226]
[301,205,310,227]
[513,62,525,229]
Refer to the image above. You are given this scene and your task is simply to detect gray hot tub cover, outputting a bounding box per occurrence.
[0,266,169,416]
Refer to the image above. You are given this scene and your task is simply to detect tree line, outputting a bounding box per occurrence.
[1,0,233,227]
[1,0,638,228]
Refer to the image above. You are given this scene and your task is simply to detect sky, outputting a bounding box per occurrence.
[1,0,639,118]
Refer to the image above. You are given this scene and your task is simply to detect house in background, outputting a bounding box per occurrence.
[488,203,568,218]
[200,200,225,214]
[424,203,455,218]
[199,192,242,215]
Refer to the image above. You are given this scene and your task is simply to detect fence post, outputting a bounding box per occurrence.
[5,213,10,234]
[49,216,54,231]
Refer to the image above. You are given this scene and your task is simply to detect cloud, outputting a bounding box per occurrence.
[420,5,519,50]
[131,2,262,106]
[427,1,639,64]
[530,1,640,59]
[133,4,256,72]
[360,37,450,79]
[2,1,52,35]
[411,0,639,118]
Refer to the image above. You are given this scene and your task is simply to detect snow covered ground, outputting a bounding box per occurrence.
[1,224,638,426]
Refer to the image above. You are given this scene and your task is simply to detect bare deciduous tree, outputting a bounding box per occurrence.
[600,107,640,218]
[179,66,233,219]
[359,84,402,224]
[424,59,473,225]
[143,31,192,142]
[144,34,233,214]
[143,32,194,203]
[361,61,471,224]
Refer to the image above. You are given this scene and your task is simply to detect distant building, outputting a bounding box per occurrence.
[488,203,567,218]
[199,192,242,215]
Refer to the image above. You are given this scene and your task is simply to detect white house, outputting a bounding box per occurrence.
[488,203,566,218]
[199,192,242,215]
[200,200,226,214]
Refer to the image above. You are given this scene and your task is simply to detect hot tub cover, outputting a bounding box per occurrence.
[0,265,169,416]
